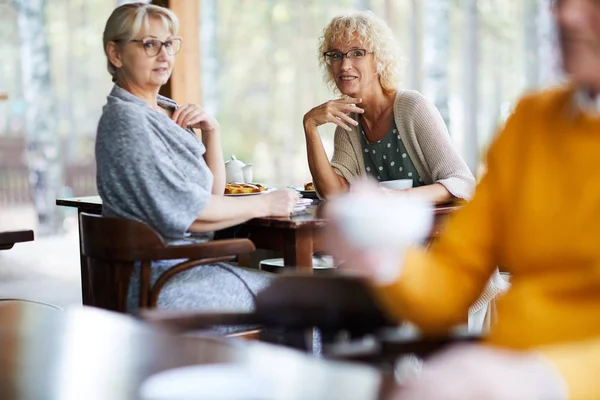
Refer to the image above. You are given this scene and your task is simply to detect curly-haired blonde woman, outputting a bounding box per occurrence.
[303,11,475,203]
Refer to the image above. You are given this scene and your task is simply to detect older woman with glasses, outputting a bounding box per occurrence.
[305,11,506,339]
[329,0,600,398]
[96,3,297,321]
[303,11,475,204]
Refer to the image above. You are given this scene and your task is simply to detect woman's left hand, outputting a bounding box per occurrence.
[390,344,567,400]
[172,104,220,132]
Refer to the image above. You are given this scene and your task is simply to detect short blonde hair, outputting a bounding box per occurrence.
[102,2,179,82]
[318,11,403,93]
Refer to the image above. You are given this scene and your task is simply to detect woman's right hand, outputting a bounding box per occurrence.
[261,189,299,217]
[303,97,364,132]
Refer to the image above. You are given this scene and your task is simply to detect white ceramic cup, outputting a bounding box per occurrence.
[379,179,413,190]
[242,164,253,183]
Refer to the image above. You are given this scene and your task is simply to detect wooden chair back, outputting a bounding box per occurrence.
[79,212,255,313]
[79,213,164,312]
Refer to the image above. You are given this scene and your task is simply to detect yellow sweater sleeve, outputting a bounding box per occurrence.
[539,337,600,399]
[370,98,523,335]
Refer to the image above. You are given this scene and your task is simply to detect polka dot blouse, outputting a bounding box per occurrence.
[360,121,424,187]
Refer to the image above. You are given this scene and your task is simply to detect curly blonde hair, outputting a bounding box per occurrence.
[318,11,403,93]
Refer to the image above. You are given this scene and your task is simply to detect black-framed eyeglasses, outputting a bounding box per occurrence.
[117,37,182,57]
[323,49,371,65]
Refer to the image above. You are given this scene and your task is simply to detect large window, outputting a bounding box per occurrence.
[0,0,559,229]
[201,0,558,185]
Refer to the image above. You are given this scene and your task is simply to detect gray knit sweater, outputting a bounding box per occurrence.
[96,85,212,239]
[95,85,272,319]
[329,90,475,200]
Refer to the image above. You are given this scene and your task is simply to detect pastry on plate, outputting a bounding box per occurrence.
[224,182,267,195]
[304,182,315,191]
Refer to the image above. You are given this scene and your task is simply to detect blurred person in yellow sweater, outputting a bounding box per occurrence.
[327,0,600,398]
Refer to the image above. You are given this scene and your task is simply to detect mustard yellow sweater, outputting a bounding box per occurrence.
[372,86,600,399]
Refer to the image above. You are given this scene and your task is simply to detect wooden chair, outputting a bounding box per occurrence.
[79,212,256,313]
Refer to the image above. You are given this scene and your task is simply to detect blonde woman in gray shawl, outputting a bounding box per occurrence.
[303,12,475,203]
[96,3,298,320]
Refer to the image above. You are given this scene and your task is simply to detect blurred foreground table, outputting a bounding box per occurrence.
[0,303,388,400]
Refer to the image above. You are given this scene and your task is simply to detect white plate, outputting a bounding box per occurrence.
[293,205,307,214]
[140,364,275,400]
[260,256,335,270]
[224,188,274,197]
[296,198,313,205]
[224,192,263,197]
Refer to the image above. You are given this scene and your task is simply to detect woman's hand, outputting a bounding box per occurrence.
[303,97,364,132]
[391,344,567,400]
[261,189,299,217]
[172,104,220,133]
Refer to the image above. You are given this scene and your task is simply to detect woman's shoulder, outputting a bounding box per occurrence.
[393,89,443,124]
[98,89,150,135]
[103,86,148,116]
[393,89,434,112]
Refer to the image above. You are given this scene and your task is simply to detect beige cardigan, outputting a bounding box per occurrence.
[328,90,475,200]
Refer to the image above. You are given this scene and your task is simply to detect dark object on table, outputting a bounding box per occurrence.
[327,329,480,367]
[0,230,34,250]
[140,275,481,365]
[256,275,394,335]
[141,275,396,350]
[300,189,319,199]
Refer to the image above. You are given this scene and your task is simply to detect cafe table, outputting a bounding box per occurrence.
[0,302,390,400]
[56,195,459,274]
[0,230,34,251]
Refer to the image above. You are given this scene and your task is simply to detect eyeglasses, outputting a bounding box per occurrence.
[323,49,371,65]
[119,37,182,57]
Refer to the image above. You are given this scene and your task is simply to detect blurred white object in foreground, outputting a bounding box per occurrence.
[327,182,433,284]
[329,189,433,251]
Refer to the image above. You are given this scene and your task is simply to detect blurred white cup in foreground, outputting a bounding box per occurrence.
[329,193,432,250]
[379,179,413,190]
[327,186,433,284]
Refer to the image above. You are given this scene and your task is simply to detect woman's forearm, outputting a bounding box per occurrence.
[201,129,226,195]
[406,183,455,205]
[304,124,349,199]
[189,194,266,232]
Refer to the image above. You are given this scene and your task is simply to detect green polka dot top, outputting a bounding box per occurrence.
[360,120,424,187]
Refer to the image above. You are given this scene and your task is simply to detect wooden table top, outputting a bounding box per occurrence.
[0,230,34,250]
[56,195,461,229]
[0,303,386,399]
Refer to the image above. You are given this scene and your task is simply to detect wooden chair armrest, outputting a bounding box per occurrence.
[147,253,257,308]
[138,309,258,331]
[135,238,256,261]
